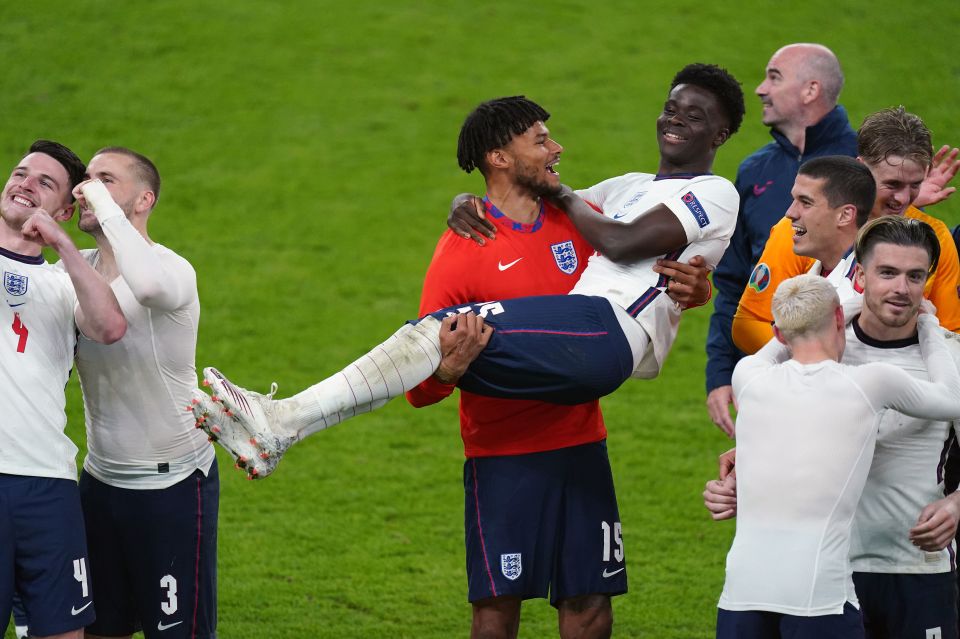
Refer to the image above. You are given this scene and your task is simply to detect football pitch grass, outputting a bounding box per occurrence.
[4,1,960,636]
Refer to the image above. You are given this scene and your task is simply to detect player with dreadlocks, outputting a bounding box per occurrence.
[184,62,743,638]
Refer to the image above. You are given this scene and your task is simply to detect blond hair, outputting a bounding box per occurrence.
[772,274,840,342]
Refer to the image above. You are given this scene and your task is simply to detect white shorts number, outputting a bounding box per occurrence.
[926,629,942,639]
[601,521,624,562]
[73,558,89,597]
[160,574,178,615]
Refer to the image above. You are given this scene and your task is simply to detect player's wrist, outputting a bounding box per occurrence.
[82,181,124,223]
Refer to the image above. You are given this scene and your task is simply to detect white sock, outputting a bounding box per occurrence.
[281,317,444,437]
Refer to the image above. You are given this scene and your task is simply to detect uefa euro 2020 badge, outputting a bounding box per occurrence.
[4,270,29,308]
[500,553,522,581]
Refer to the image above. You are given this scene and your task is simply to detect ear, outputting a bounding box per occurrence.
[834,304,845,331]
[135,190,156,216]
[773,325,788,345]
[712,127,731,149]
[53,201,75,223]
[486,148,511,171]
[853,263,865,291]
[837,203,856,227]
[801,79,822,105]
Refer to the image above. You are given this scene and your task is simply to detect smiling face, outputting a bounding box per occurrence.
[856,242,930,337]
[0,152,73,228]
[502,121,563,197]
[755,46,809,130]
[656,84,728,173]
[865,155,927,218]
[784,174,850,262]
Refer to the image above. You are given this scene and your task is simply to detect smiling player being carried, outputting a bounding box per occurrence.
[183,63,745,479]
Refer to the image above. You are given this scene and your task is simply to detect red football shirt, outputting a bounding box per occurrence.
[406,198,606,457]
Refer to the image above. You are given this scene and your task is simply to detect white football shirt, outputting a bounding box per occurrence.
[844,319,960,574]
[0,248,79,480]
[574,173,739,376]
[719,314,960,616]
[77,208,213,489]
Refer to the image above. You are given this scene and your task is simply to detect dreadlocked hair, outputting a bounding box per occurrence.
[457,96,550,175]
[670,63,745,136]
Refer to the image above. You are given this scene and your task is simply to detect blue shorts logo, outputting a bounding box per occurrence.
[501,553,522,581]
[681,191,710,228]
[4,271,28,297]
[748,263,771,292]
[551,240,578,275]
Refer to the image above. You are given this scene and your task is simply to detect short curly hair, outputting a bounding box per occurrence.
[670,63,745,136]
[457,96,550,175]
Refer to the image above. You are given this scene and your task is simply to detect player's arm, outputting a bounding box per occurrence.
[732,306,775,354]
[21,212,126,343]
[882,311,960,420]
[76,180,196,311]
[551,186,687,263]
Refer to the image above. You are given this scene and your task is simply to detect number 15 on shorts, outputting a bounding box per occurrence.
[601,521,623,562]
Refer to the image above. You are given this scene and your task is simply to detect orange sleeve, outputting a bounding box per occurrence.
[732,218,814,354]
[909,208,960,332]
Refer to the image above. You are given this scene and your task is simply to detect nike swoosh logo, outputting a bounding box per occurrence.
[158,620,184,631]
[602,567,625,578]
[7,302,25,307]
[71,601,93,615]
[752,180,773,196]
[498,258,523,271]
[612,212,627,220]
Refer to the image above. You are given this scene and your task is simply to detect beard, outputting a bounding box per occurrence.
[514,160,561,198]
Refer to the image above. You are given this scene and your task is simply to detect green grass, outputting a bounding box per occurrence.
[3,0,960,636]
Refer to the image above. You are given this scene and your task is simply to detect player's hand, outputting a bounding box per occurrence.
[919,298,938,317]
[703,475,737,520]
[909,494,960,551]
[718,447,737,480]
[21,211,70,252]
[914,145,960,208]
[435,312,494,384]
[706,385,737,437]
[448,194,495,245]
[655,255,711,309]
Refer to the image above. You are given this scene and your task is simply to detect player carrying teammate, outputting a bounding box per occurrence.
[191,63,746,479]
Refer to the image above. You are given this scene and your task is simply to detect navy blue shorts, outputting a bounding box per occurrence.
[0,474,95,637]
[716,602,864,639]
[464,441,626,606]
[854,571,958,639]
[423,295,634,405]
[79,461,219,639]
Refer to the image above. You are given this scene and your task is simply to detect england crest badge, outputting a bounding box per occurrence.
[551,241,578,275]
[4,271,28,298]
[500,553,522,581]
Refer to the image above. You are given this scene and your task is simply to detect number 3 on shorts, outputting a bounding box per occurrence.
[160,574,178,615]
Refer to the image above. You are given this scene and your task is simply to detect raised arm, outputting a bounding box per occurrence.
[21,212,126,343]
[551,187,688,263]
[77,180,196,311]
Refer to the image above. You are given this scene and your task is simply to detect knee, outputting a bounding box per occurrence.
[472,597,521,639]
[559,594,613,639]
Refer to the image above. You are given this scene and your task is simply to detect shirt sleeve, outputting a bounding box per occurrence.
[405,231,473,408]
[661,176,740,258]
[925,218,960,332]
[731,335,790,398]
[732,218,812,353]
[575,174,631,211]
[86,182,196,311]
[869,315,960,420]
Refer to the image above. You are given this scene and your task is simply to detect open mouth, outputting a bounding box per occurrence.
[11,194,35,208]
[546,160,560,176]
[792,225,806,238]
[663,131,687,143]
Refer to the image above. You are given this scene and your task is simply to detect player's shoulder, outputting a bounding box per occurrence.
[152,243,197,274]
